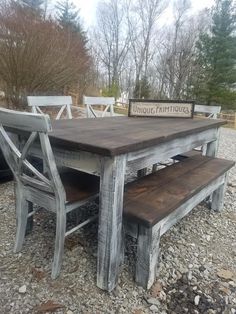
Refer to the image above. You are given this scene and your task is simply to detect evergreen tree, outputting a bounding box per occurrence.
[194,0,236,109]
[56,0,83,33]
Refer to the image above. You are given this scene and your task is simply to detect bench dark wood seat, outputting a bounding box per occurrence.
[124,155,234,289]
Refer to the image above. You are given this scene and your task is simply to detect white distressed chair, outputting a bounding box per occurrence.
[194,104,221,154]
[27,96,74,119]
[83,96,115,118]
[194,104,221,119]
[0,108,99,279]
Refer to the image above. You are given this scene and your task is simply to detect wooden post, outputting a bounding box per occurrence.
[97,155,126,291]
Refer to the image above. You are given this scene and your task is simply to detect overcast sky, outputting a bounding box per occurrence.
[73,0,215,28]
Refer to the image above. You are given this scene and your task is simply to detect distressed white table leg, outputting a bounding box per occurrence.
[205,128,220,203]
[205,128,219,157]
[97,155,126,291]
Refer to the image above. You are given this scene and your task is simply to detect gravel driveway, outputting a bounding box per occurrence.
[0,127,235,314]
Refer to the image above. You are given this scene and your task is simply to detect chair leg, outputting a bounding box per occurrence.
[51,208,66,279]
[135,224,161,289]
[25,202,34,236]
[14,192,28,253]
[120,226,125,267]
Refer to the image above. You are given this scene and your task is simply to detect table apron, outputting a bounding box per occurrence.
[29,127,218,175]
[127,128,218,171]
[29,145,102,176]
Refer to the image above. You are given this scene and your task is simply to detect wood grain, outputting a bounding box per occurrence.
[0,108,51,133]
[124,156,234,227]
[49,117,226,156]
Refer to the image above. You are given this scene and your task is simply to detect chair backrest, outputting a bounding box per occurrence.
[0,108,66,200]
[83,96,115,118]
[194,104,221,119]
[27,96,73,120]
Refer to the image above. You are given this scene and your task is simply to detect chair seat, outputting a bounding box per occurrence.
[60,169,100,202]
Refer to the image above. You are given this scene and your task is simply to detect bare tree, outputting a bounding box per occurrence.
[149,0,210,99]
[92,0,130,95]
[127,0,166,97]
[0,1,90,107]
[90,0,212,100]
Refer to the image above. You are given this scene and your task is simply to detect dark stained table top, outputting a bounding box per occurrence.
[49,117,226,156]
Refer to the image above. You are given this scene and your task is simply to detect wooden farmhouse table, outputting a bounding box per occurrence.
[31,116,225,291]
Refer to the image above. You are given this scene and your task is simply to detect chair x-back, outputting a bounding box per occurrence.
[83,96,115,118]
[194,104,221,119]
[27,96,73,120]
[0,108,99,278]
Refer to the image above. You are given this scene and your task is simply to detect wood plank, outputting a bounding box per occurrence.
[126,154,210,199]
[159,174,227,236]
[124,157,234,227]
[48,117,226,156]
[0,108,51,133]
[125,173,227,241]
[83,96,115,105]
[27,96,72,107]
[23,186,57,212]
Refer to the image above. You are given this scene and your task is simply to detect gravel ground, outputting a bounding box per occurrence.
[0,127,235,314]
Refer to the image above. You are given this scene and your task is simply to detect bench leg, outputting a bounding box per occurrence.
[136,224,161,289]
[211,173,228,212]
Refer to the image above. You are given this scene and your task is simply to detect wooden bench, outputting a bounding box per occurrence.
[124,155,234,289]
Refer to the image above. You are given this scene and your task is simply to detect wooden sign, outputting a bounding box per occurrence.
[129,99,194,118]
